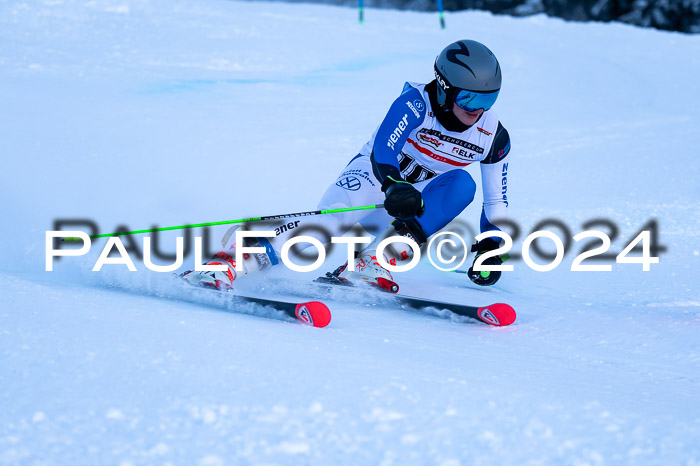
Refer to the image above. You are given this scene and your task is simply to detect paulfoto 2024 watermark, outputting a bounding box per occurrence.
[46,217,664,273]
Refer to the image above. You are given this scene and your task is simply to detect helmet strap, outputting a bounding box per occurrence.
[434,66,456,112]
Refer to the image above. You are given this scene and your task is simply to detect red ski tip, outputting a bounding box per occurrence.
[477,303,516,326]
[295,301,332,328]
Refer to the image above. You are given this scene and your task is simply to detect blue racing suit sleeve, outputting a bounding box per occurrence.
[370,83,427,190]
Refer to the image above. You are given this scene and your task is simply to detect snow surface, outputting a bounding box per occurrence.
[1,0,700,464]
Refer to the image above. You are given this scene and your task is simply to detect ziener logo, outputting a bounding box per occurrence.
[387,114,409,151]
[501,163,508,207]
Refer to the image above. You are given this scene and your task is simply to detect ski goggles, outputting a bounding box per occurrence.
[453,88,500,112]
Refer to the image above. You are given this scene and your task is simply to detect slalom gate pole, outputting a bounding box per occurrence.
[358,0,364,24]
[436,0,445,29]
[61,204,385,242]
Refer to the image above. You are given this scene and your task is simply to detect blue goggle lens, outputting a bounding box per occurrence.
[454,89,500,112]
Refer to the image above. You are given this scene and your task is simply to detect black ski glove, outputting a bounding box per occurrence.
[383,180,425,219]
[467,237,509,287]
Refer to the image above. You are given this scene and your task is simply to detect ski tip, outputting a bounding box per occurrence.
[477,303,516,326]
[295,301,332,328]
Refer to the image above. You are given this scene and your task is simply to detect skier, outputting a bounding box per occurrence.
[183,39,511,291]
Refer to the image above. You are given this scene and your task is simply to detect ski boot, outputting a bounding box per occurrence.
[317,218,428,294]
[318,249,400,294]
[181,251,238,291]
[181,237,276,291]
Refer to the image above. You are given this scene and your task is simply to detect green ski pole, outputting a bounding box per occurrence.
[61,204,385,242]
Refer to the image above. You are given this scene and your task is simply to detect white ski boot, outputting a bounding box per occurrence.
[181,237,276,291]
[181,251,238,291]
[333,248,399,293]
[320,218,429,293]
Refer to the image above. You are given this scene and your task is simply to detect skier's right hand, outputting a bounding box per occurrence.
[383,180,424,219]
[467,237,509,287]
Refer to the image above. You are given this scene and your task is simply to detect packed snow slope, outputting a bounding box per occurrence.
[1,0,699,464]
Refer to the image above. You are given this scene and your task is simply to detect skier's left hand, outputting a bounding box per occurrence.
[467,237,509,286]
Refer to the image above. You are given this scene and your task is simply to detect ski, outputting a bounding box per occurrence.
[315,273,515,327]
[233,295,332,328]
[179,272,331,328]
[389,295,515,327]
